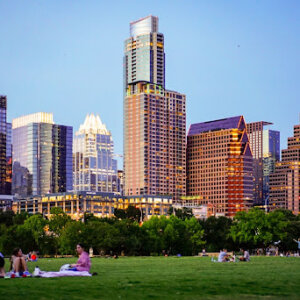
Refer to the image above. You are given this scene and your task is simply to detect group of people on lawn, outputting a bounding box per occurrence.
[218,249,250,262]
[0,243,91,278]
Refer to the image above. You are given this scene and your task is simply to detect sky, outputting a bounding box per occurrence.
[0,0,299,167]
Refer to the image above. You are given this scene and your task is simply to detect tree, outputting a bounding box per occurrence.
[84,220,120,254]
[49,207,72,236]
[59,221,86,254]
[201,216,234,252]
[185,217,205,255]
[230,208,288,251]
[13,212,30,225]
[23,214,48,246]
[114,208,127,220]
[168,207,194,220]
[0,210,15,226]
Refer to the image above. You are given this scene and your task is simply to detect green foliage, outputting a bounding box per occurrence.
[59,221,86,254]
[0,208,298,256]
[168,206,194,220]
[230,208,288,249]
[49,207,72,236]
[201,216,234,252]
[114,206,142,222]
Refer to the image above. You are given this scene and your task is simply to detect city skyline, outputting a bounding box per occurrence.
[1,1,300,165]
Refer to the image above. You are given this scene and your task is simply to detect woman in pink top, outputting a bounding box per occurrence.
[70,244,91,272]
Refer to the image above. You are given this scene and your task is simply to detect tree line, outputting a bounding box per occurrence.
[0,207,299,256]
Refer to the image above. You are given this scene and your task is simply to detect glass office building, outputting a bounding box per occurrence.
[12,112,73,196]
[73,114,118,193]
[246,122,280,206]
[124,15,165,92]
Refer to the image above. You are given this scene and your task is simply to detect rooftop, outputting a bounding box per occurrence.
[188,116,244,136]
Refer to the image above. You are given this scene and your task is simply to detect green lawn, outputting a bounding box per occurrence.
[0,256,299,299]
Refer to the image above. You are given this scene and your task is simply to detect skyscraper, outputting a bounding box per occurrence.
[12,112,73,196]
[186,116,254,217]
[246,122,280,206]
[124,16,164,91]
[73,114,118,193]
[0,96,7,194]
[123,16,186,200]
[269,122,300,214]
[6,122,12,195]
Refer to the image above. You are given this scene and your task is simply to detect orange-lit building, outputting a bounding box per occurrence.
[123,16,186,200]
[269,123,300,215]
[186,116,254,217]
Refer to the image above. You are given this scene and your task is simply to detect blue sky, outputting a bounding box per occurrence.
[1,0,299,167]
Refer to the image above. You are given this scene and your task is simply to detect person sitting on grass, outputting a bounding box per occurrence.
[11,248,30,276]
[0,252,5,277]
[69,244,91,272]
[218,249,229,262]
[239,249,250,262]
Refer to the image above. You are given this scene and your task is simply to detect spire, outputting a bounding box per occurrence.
[77,113,109,135]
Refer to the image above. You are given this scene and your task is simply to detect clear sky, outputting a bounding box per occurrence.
[1,0,299,167]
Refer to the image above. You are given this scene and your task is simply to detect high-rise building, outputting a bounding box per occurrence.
[0,96,7,194]
[6,122,12,194]
[269,123,300,214]
[123,16,186,200]
[124,16,164,91]
[246,122,280,206]
[73,114,118,193]
[12,112,73,196]
[186,116,254,217]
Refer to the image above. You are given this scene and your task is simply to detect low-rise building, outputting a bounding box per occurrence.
[12,191,172,220]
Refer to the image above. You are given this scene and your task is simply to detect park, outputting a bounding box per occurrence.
[0,256,300,299]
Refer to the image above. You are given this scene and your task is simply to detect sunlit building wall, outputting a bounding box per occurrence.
[73,114,118,193]
[123,16,186,200]
[186,116,254,217]
[270,123,300,214]
[12,112,73,196]
[0,96,7,194]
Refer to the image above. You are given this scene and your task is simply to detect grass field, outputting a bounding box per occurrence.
[0,256,300,299]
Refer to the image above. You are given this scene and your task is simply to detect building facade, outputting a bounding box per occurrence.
[269,123,300,214]
[186,116,254,217]
[124,15,164,91]
[0,96,7,194]
[124,16,186,200]
[12,112,73,196]
[73,114,118,193]
[12,192,172,220]
[246,122,280,206]
[0,95,11,195]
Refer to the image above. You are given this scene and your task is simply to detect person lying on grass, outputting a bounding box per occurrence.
[69,244,91,272]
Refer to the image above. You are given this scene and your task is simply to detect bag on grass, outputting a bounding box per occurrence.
[60,264,70,271]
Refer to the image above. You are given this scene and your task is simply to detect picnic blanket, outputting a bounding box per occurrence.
[38,270,92,278]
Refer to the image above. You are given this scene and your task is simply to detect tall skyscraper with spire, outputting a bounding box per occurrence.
[123,16,186,200]
[73,114,118,193]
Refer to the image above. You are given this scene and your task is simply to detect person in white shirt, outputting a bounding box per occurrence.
[218,249,228,262]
